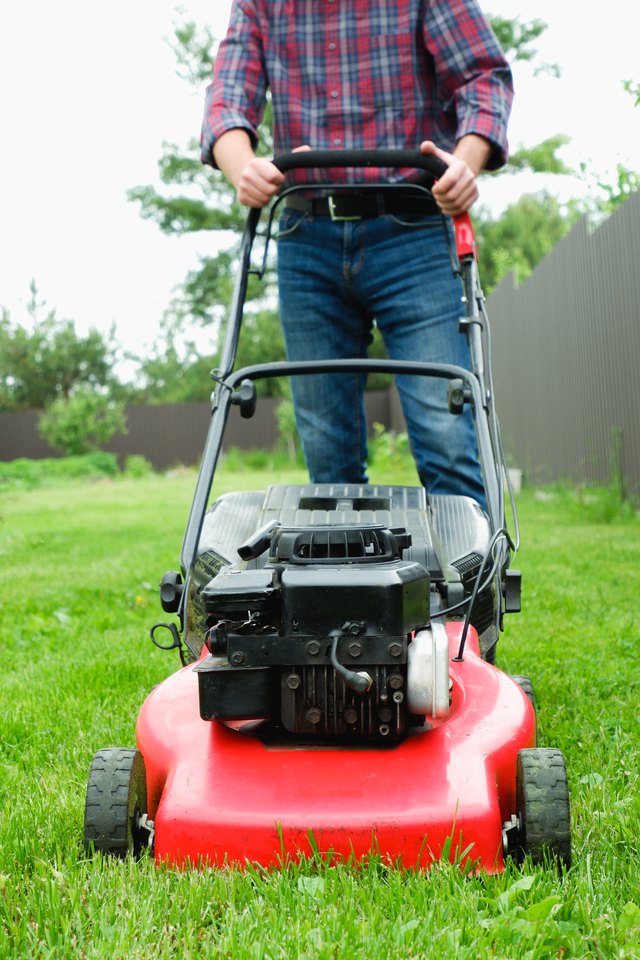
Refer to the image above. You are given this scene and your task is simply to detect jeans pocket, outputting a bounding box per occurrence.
[275,209,307,240]
[388,212,442,229]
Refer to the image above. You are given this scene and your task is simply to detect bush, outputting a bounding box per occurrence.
[220,445,302,472]
[368,423,411,469]
[123,455,153,479]
[38,388,127,456]
[0,453,119,489]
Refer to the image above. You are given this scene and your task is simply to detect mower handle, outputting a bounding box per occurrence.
[272,148,448,179]
[272,149,477,260]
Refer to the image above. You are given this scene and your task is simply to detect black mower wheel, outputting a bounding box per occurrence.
[515,748,571,870]
[511,675,536,712]
[511,675,537,744]
[83,747,151,859]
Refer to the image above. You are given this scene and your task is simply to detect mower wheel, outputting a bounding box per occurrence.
[511,675,537,744]
[511,675,536,711]
[515,748,571,870]
[83,747,151,859]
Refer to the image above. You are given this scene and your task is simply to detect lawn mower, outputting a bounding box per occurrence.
[83,151,571,871]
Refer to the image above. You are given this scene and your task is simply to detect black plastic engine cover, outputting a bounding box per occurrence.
[280,560,429,641]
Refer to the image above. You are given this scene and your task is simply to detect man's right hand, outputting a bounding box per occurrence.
[213,130,281,207]
[235,157,285,207]
[213,130,312,207]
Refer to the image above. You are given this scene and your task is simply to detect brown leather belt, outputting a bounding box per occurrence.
[284,190,440,221]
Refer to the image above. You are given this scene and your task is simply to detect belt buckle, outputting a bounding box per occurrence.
[328,196,362,222]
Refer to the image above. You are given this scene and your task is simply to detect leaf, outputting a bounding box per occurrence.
[496,874,536,909]
[519,896,563,922]
[619,901,640,940]
[579,772,603,787]
[297,877,325,899]
[398,918,420,938]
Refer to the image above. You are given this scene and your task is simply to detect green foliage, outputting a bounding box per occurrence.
[170,20,221,87]
[622,78,640,107]
[573,83,639,217]
[275,393,299,461]
[489,15,559,76]
[474,193,579,292]
[550,428,637,523]
[0,452,119,489]
[124,455,154,479]
[130,315,217,404]
[367,423,420,484]
[232,308,287,392]
[38,387,127,456]
[594,163,640,214]
[506,135,573,176]
[220,445,300,472]
[0,283,119,412]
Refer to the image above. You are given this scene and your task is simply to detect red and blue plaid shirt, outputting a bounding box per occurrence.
[202,0,513,185]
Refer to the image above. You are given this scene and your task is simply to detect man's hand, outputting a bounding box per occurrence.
[236,157,285,207]
[214,131,312,207]
[420,136,491,217]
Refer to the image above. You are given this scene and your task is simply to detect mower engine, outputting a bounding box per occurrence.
[193,523,450,740]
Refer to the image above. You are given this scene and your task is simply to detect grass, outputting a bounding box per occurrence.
[1,466,639,958]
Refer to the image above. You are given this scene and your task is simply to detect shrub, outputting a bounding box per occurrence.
[0,453,119,489]
[123,455,153,479]
[38,388,127,456]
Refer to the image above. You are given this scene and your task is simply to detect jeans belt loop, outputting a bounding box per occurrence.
[328,196,362,222]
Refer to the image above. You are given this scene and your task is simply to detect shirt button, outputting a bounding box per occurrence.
[333,137,342,145]
[331,90,338,98]
[329,42,336,50]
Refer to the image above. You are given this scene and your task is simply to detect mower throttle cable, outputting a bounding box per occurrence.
[452,526,514,662]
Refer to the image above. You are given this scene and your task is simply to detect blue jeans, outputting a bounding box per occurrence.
[276,210,486,506]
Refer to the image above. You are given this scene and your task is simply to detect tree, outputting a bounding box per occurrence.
[586,80,640,215]
[38,387,127,456]
[130,314,217,404]
[0,282,120,412]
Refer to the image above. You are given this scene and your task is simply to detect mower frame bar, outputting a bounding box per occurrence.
[180,356,503,580]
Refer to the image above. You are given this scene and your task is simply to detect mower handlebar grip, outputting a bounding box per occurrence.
[272,149,448,181]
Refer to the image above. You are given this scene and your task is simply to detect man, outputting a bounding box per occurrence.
[201,0,513,506]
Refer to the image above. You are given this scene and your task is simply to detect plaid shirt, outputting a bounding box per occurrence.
[202,0,513,185]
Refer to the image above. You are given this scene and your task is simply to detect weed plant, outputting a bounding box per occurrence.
[0,466,639,958]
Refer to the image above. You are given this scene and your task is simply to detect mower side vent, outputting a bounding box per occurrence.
[450,550,495,635]
[451,551,484,577]
[196,550,228,581]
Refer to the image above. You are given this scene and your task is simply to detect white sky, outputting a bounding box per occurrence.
[0,0,638,362]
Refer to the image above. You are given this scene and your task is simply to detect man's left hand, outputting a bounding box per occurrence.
[420,137,490,217]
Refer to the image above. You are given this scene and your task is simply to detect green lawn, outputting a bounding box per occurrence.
[1,469,639,958]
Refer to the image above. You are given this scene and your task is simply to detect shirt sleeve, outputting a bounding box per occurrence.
[423,0,514,169]
[200,0,267,167]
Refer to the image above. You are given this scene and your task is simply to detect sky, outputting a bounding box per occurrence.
[1,0,638,363]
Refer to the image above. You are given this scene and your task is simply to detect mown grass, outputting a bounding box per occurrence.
[1,468,639,958]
